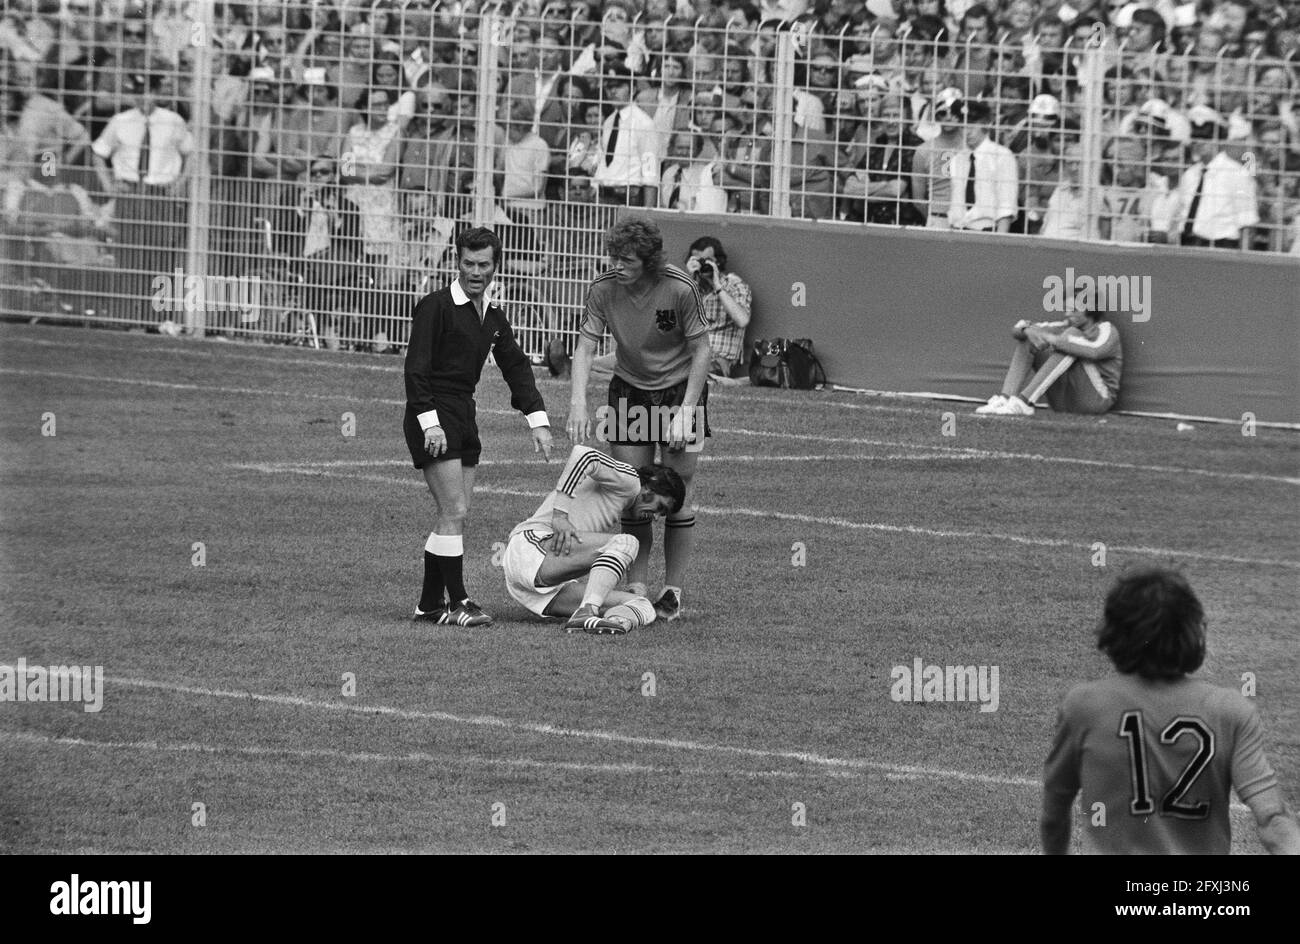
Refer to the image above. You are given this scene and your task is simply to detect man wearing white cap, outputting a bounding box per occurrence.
[1120,96,1192,144]
[1011,93,1072,234]
[1175,105,1258,248]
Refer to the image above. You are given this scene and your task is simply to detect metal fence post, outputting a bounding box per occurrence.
[183,0,215,337]
[473,8,503,227]
[770,21,797,220]
[1077,39,1106,243]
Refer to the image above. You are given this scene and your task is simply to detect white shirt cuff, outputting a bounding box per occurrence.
[525,411,549,429]
[417,409,440,431]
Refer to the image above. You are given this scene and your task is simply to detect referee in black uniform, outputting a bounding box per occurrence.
[404,227,554,626]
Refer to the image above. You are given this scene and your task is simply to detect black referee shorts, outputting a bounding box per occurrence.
[603,375,712,447]
[404,396,482,469]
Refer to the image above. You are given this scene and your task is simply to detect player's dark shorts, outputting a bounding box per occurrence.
[403,395,481,468]
[603,374,712,447]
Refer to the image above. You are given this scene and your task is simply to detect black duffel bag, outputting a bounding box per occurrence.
[748,338,827,390]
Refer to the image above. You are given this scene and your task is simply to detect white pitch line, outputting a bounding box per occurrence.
[0,367,408,407]
[692,505,1300,569]
[0,730,844,780]
[6,674,1037,788]
[231,463,1300,570]
[6,368,1295,485]
[733,387,1300,433]
[720,427,1300,486]
[1,334,406,373]
[291,454,978,469]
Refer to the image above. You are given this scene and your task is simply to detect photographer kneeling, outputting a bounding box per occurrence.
[685,236,752,383]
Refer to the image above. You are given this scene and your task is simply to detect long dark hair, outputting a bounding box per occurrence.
[1096,567,1207,680]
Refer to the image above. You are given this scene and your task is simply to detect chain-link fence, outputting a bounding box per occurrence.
[2,1,1296,353]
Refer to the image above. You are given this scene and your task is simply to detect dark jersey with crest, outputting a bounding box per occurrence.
[579,264,707,390]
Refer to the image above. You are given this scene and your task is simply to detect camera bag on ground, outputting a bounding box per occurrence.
[748,338,827,390]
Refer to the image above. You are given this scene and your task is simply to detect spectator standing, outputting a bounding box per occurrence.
[374,53,417,130]
[339,85,403,349]
[8,71,91,183]
[948,98,1018,232]
[1010,94,1072,234]
[400,81,462,219]
[337,27,375,110]
[1100,136,1180,243]
[281,67,348,184]
[242,67,292,252]
[659,129,729,212]
[911,87,965,227]
[1040,143,1089,240]
[862,94,925,226]
[636,51,692,169]
[565,97,607,187]
[758,94,837,220]
[1175,106,1259,248]
[497,101,552,269]
[91,70,193,319]
[591,65,659,207]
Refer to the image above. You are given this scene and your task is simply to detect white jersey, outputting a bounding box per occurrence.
[510,446,641,538]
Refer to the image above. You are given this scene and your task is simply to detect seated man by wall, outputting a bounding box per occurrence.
[974,287,1123,416]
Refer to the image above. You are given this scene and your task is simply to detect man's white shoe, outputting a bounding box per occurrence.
[975,394,1009,414]
[1003,396,1035,416]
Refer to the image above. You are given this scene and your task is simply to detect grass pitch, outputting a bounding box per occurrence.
[1,321,1296,853]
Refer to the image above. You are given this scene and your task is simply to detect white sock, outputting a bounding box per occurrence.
[604,596,656,627]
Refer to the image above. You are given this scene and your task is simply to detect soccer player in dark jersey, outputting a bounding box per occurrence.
[403,227,554,626]
[565,217,711,622]
[1042,567,1300,854]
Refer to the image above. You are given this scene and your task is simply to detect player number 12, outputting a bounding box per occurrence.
[1118,710,1215,819]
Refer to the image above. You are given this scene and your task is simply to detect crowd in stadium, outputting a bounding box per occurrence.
[1,0,1298,333]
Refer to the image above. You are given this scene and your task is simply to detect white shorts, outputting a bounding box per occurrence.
[502,529,578,617]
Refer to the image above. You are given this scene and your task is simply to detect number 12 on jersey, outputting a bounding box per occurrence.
[1118,710,1215,819]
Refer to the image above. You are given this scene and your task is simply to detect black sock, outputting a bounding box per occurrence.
[419,551,445,611]
[438,554,467,604]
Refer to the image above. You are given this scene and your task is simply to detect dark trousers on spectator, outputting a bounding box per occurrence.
[114,183,187,322]
[1182,235,1239,249]
[595,185,644,206]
